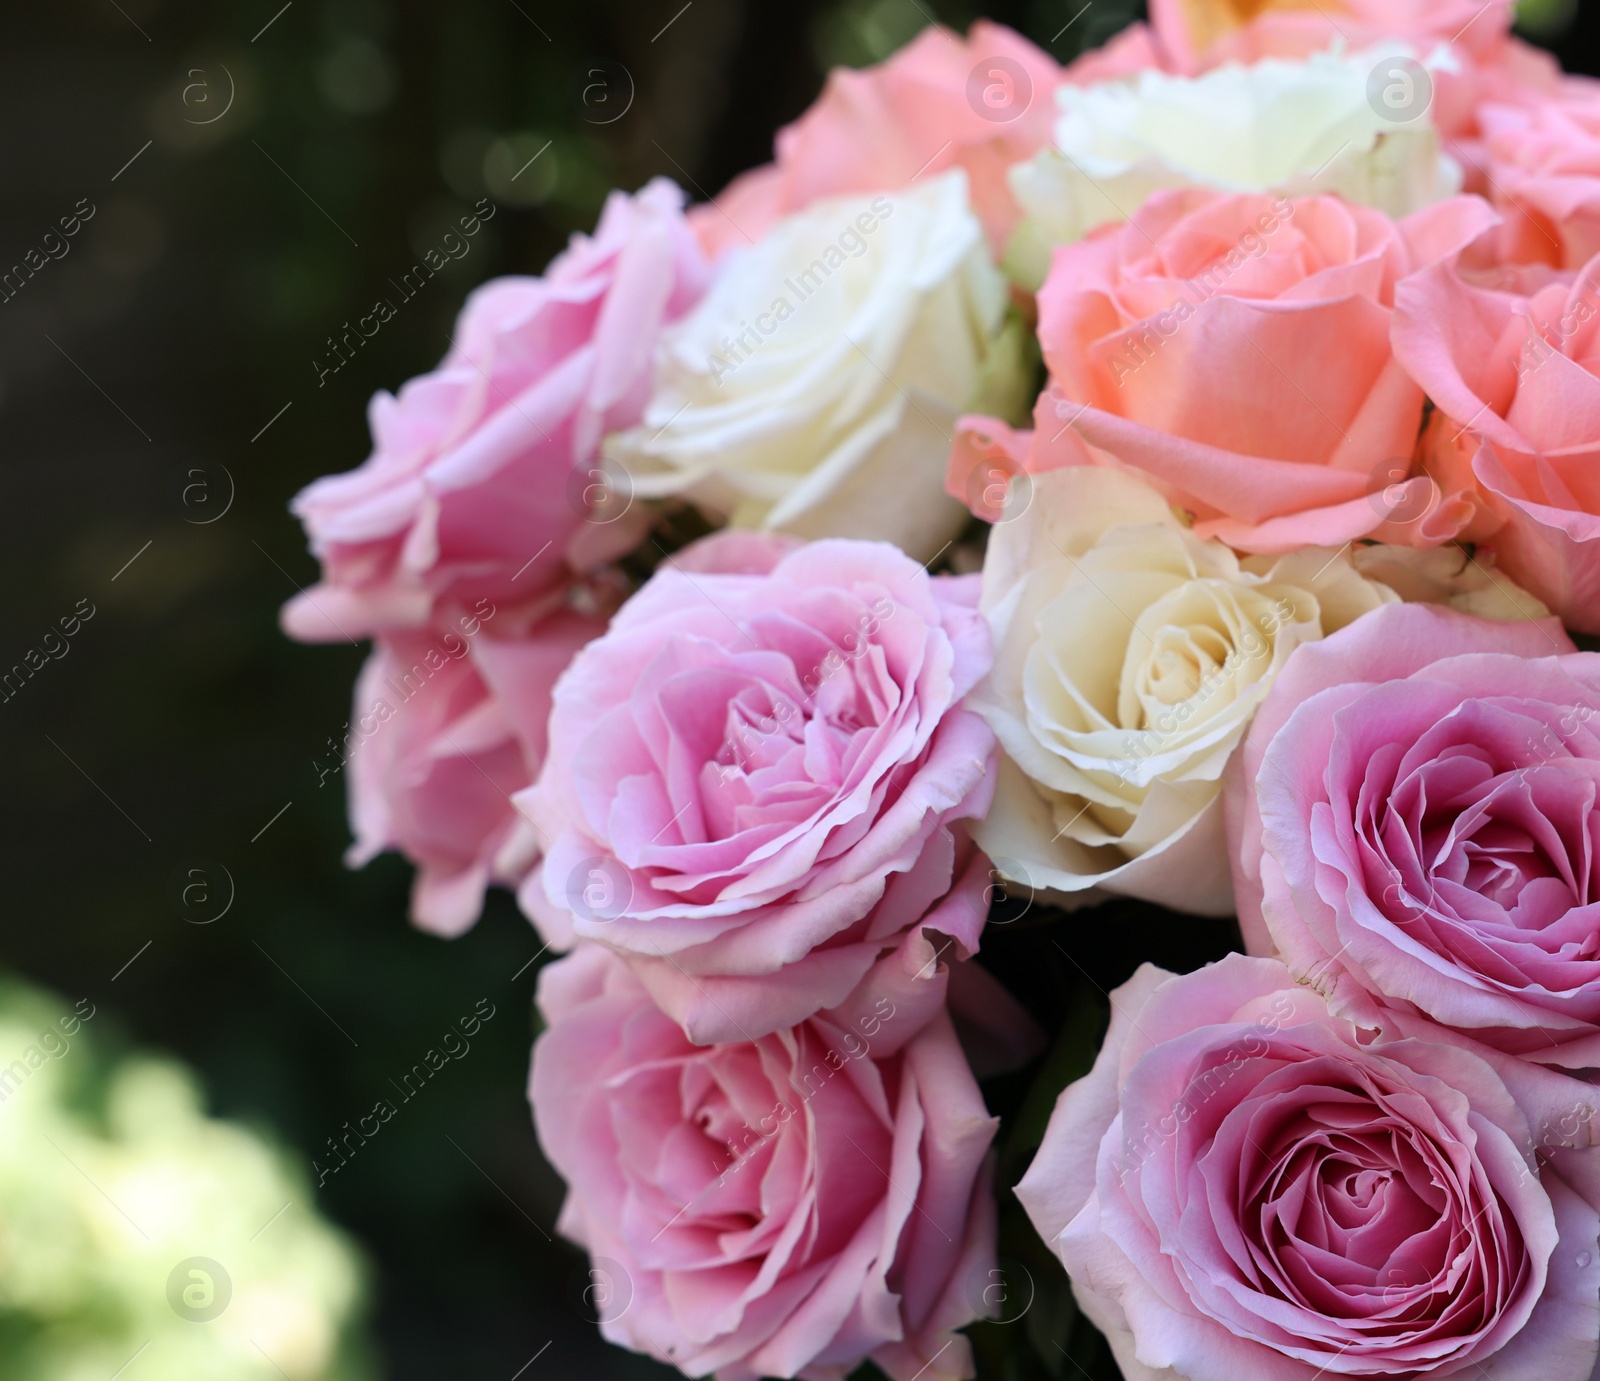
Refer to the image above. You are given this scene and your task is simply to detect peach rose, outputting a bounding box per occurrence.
[1481,88,1600,269]
[1392,248,1600,631]
[955,188,1496,552]
[691,21,1060,258]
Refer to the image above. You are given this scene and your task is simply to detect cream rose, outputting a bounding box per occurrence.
[972,468,1396,914]
[1006,48,1461,288]
[610,171,1020,562]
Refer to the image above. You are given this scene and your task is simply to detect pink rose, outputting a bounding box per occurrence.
[983,188,1495,552]
[1480,89,1600,269]
[690,22,1059,258]
[345,608,604,935]
[519,533,997,1043]
[1225,602,1600,1071]
[1393,248,1600,630]
[530,943,999,1381]
[283,179,709,643]
[1018,953,1600,1381]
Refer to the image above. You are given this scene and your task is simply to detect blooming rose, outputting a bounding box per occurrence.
[976,188,1496,553]
[531,943,999,1381]
[1082,0,1565,175]
[1006,49,1461,289]
[518,534,997,1043]
[1392,249,1600,631]
[282,178,708,643]
[1226,601,1600,1070]
[1477,92,1600,269]
[343,606,604,935]
[691,21,1060,258]
[613,174,1019,563]
[1148,0,1519,72]
[971,467,1394,915]
[1018,954,1600,1381]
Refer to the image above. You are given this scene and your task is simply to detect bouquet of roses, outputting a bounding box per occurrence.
[285,1,1600,1377]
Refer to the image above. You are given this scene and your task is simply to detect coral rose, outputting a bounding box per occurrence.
[968,187,1496,552]
[1392,247,1600,630]
[531,943,999,1381]
[1018,953,1600,1381]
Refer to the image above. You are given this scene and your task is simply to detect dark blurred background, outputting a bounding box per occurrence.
[0,0,1591,1377]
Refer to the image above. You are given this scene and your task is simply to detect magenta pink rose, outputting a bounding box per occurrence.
[1393,239,1600,631]
[530,942,999,1381]
[1226,601,1600,1069]
[1017,954,1600,1381]
[283,178,709,643]
[345,608,604,935]
[519,533,997,1044]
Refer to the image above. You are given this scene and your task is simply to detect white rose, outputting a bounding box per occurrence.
[1006,47,1462,288]
[1350,542,1551,622]
[609,171,1021,562]
[972,467,1397,914]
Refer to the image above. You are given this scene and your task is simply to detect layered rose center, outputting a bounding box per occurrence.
[1328,693,1600,1003]
[604,1021,891,1283]
[575,584,933,905]
[1136,1033,1528,1370]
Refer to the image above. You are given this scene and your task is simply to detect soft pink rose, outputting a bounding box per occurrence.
[1480,89,1600,269]
[283,178,709,643]
[967,188,1495,551]
[345,608,604,935]
[1018,953,1600,1381]
[690,22,1059,258]
[1224,602,1600,1072]
[518,533,997,1044]
[531,943,999,1381]
[1393,248,1600,630]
